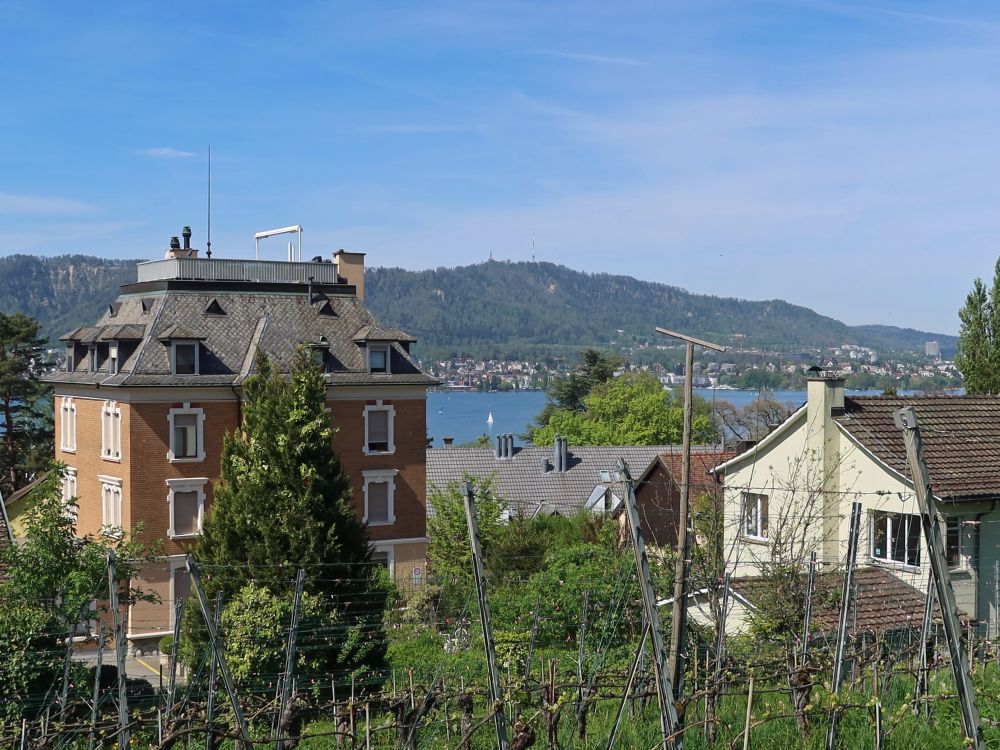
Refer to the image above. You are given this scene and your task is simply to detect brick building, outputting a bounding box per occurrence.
[45,229,436,647]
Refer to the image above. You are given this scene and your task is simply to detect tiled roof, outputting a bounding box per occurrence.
[732,566,964,636]
[46,284,437,389]
[834,395,1000,500]
[98,324,146,341]
[353,324,417,343]
[428,443,715,517]
[640,450,738,491]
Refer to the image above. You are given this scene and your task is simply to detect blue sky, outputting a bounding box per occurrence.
[2,1,999,335]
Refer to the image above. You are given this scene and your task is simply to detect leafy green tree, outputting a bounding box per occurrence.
[427,474,506,584]
[529,349,620,437]
[195,348,387,676]
[533,372,718,446]
[0,313,52,497]
[956,266,997,393]
[0,465,159,723]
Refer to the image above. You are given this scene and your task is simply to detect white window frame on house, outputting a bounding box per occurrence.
[946,519,970,571]
[363,469,397,526]
[108,342,120,375]
[171,341,200,375]
[371,542,395,576]
[363,401,396,455]
[368,344,390,374]
[741,491,768,541]
[60,396,76,452]
[166,477,207,539]
[167,404,206,462]
[61,466,78,521]
[98,475,123,535]
[101,400,121,461]
[871,510,921,568]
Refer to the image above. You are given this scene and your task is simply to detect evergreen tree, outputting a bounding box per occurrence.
[0,313,52,497]
[529,348,619,438]
[196,348,387,675]
[956,262,1000,394]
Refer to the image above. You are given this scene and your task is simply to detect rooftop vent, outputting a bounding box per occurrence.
[205,299,225,315]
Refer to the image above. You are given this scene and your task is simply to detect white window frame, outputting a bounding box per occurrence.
[167,403,206,463]
[60,396,77,452]
[945,519,970,571]
[363,401,396,455]
[101,400,121,461]
[166,477,207,539]
[741,491,768,541]
[368,344,390,374]
[108,342,120,375]
[870,511,921,569]
[371,542,395,576]
[98,475,123,536]
[363,469,397,526]
[171,341,200,375]
[61,466,78,521]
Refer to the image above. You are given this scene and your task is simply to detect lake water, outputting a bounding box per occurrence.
[425,388,859,447]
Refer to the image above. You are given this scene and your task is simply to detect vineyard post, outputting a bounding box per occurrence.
[824,501,862,750]
[166,597,184,725]
[87,624,104,750]
[205,591,223,750]
[895,406,984,750]
[915,579,934,717]
[801,551,816,664]
[107,551,129,750]
[576,589,590,739]
[275,569,306,750]
[187,555,252,747]
[463,481,510,750]
[618,458,682,749]
[525,597,541,684]
[605,622,650,750]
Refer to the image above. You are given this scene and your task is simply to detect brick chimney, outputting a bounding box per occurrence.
[334,250,366,302]
[805,366,845,563]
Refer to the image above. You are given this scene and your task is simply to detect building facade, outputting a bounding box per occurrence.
[46,231,436,646]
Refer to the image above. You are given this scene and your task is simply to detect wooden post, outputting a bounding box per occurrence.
[895,406,984,750]
[618,458,682,749]
[275,569,306,750]
[525,597,541,684]
[107,552,129,750]
[576,589,590,740]
[915,578,934,718]
[88,624,104,750]
[655,327,726,700]
[463,481,509,750]
[742,676,754,750]
[205,591,223,750]
[166,597,184,725]
[824,501,862,750]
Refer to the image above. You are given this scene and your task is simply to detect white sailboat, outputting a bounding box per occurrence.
[486,411,494,428]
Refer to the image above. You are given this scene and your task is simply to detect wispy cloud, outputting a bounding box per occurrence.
[0,192,93,215]
[137,147,196,159]
[530,49,649,66]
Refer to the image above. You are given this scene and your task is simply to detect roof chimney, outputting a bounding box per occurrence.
[182,226,192,250]
[165,229,199,259]
[334,250,366,302]
[443,436,454,448]
[496,434,504,460]
[553,435,563,473]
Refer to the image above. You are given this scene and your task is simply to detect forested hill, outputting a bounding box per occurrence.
[366,261,956,359]
[0,254,955,358]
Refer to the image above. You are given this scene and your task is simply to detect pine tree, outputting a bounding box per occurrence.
[196,348,387,675]
[0,313,52,497]
[956,261,1000,394]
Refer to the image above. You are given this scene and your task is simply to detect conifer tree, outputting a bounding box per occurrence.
[196,348,387,675]
[956,261,1000,394]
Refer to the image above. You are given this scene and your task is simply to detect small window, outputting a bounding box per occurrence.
[172,342,199,375]
[101,400,122,461]
[168,405,204,462]
[61,467,78,521]
[368,344,389,374]
[65,343,75,372]
[363,470,397,526]
[99,475,123,534]
[204,299,225,315]
[167,478,207,538]
[742,492,768,540]
[871,511,920,567]
[88,345,98,373]
[366,409,390,453]
[60,397,77,452]
[109,343,119,375]
[946,519,967,569]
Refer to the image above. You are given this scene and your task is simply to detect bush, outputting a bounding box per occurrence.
[158,635,173,655]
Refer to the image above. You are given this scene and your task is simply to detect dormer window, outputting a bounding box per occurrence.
[368,344,389,374]
[65,343,75,372]
[172,342,199,375]
[109,343,119,375]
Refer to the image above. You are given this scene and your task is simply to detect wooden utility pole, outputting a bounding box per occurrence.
[894,407,984,750]
[655,327,725,698]
[463,482,509,750]
[618,459,681,749]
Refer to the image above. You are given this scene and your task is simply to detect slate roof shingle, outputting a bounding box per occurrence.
[835,395,1000,500]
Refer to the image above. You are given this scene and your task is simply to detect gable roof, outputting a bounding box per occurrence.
[427,443,692,517]
[835,395,1000,500]
[731,566,966,635]
[637,449,738,493]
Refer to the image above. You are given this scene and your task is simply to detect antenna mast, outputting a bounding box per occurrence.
[206,145,212,258]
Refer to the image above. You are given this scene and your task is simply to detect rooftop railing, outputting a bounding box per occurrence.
[136,257,342,285]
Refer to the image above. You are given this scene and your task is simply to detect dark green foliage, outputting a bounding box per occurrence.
[0,465,159,723]
[955,262,1000,394]
[0,312,53,496]
[195,348,387,676]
